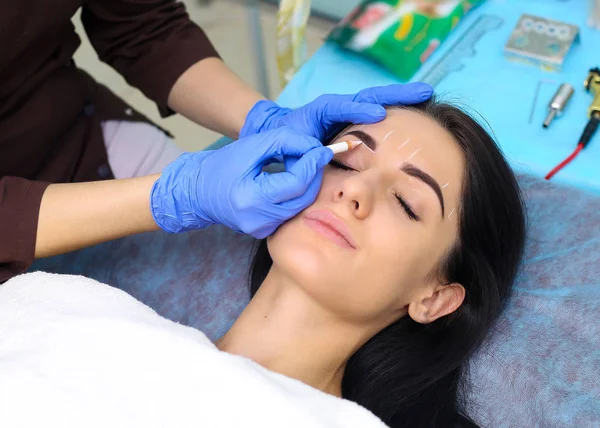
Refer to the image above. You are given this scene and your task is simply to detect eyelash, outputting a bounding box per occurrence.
[329,159,420,221]
[329,159,354,172]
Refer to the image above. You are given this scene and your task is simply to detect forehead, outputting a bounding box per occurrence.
[350,109,462,162]
[340,108,466,204]
[347,109,456,152]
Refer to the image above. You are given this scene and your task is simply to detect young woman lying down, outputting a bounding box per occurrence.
[0,99,525,428]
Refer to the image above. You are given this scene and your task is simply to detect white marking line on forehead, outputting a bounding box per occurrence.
[441,182,449,189]
[382,130,395,142]
[408,148,421,160]
[396,138,411,151]
[448,208,455,219]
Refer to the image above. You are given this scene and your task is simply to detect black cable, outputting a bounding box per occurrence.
[545,112,600,180]
[579,112,600,149]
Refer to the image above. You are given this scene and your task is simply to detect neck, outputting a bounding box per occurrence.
[217,270,369,396]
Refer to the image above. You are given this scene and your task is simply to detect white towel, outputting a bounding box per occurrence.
[0,272,387,428]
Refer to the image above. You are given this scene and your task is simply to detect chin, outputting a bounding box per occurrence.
[267,218,341,288]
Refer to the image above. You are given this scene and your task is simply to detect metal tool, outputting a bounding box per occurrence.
[542,83,574,128]
[504,14,580,72]
[420,15,504,87]
[529,79,558,124]
[544,68,600,180]
[584,68,600,118]
[575,68,600,152]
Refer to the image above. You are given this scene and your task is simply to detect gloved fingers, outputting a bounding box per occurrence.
[320,101,386,125]
[263,154,285,167]
[245,127,323,166]
[251,227,276,240]
[256,146,332,204]
[283,155,300,171]
[278,166,324,214]
[239,100,286,138]
[250,174,322,238]
[352,83,433,106]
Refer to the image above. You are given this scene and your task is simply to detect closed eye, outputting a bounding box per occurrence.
[395,194,419,221]
[330,159,419,221]
[329,159,356,172]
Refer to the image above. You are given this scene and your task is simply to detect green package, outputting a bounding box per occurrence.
[328,0,484,81]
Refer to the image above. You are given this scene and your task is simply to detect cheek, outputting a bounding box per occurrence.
[319,168,343,194]
[267,216,340,289]
[361,222,416,297]
[266,171,341,282]
[356,213,437,304]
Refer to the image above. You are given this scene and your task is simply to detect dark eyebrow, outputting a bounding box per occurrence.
[341,130,377,152]
[339,129,445,218]
[401,163,445,218]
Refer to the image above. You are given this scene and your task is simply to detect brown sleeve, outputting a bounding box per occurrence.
[0,177,50,283]
[81,0,220,117]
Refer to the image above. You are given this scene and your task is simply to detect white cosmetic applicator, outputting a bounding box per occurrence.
[327,140,363,154]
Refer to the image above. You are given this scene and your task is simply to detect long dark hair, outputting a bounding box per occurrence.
[249,100,526,427]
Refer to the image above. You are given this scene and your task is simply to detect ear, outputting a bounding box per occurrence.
[407,283,465,324]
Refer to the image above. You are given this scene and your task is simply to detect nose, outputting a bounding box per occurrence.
[333,174,374,219]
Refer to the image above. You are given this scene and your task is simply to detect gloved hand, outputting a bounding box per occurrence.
[240,83,433,141]
[150,127,334,239]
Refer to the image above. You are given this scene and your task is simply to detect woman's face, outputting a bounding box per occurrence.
[267,109,466,325]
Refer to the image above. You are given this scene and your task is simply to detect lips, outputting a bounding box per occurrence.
[303,209,357,250]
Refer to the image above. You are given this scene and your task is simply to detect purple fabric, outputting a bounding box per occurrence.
[465,175,600,427]
[30,173,600,426]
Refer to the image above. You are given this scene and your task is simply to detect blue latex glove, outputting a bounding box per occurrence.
[150,127,334,239]
[240,83,433,141]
